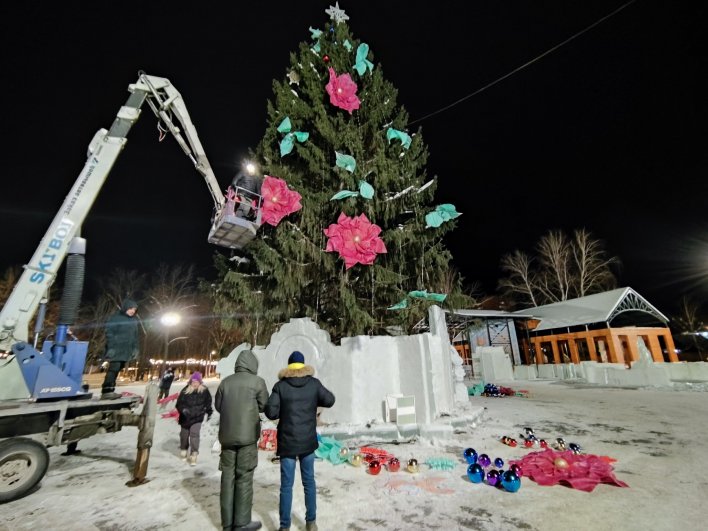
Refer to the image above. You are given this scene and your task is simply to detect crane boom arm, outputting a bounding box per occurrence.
[0,73,230,352]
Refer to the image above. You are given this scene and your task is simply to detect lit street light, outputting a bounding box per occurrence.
[160,311,186,364]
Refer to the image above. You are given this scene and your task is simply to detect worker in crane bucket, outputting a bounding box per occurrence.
[231,170,262,220]
[101,299,140,400]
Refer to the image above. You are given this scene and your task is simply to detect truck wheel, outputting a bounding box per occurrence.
[0,437,50,503]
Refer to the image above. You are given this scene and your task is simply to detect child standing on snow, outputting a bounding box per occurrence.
[175,371,213,465]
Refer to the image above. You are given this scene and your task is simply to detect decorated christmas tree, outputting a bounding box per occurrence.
[213,4,470,342]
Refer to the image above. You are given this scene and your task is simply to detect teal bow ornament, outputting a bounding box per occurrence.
[343,39,353,52]
[309,27,323,40]
[278,117,309,157]
[354,43,374,76]
[386,127,412,150]
[425,204,461,228]
[330,180,375,201]
[335,151,357,173]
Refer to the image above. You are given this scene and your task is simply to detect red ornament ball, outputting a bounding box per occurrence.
[387,457,401,472]
[368,460,382,475]
[323,55,330,63]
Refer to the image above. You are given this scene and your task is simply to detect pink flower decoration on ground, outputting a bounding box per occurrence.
[261,175,302,227]
[325,67,361,114]
[509,449,629,492]
[324,212,387,269]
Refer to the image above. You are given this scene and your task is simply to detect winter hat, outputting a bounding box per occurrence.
[121,299,138,312]
[287,351,305,370]
[190,371,203,383]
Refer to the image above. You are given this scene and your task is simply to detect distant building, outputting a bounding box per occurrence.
[436,287,677,369]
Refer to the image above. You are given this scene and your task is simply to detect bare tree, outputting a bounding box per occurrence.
[672,297,707,361]
[498,228,619,308]
[572,228,619,297]
[498,250,539,307]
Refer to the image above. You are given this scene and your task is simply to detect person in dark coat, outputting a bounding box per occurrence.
[158,367,175,400]
[231,171,263,220]
[215,349,269,531]
[265,351,335,531]
[175,371,213,466]
[101,298,140,399]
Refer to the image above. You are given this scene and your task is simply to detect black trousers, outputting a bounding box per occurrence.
[102,360,126,393]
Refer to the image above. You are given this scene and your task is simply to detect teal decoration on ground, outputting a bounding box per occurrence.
[335,151,356,173]
[354,43,374,75]
[467,381,486,396]
[425,457,457,471]
[386,127,412,149]
[315,435,348,465]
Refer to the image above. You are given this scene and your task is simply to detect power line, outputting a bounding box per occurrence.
[408,0,638,127]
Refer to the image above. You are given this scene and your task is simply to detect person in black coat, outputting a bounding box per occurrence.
[175,371,213,466]
[101,298,140,399]
[265,351,335,531]
[231,170,263,220]
[158,367,175,400]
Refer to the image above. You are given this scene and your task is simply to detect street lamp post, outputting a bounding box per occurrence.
[209,350,216,377]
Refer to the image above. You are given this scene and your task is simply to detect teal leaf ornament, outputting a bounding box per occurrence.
[335,151,356,173]
[354,43,374,76]
[279,131,310,157]
[386,127,412,149]
[408,290,447,302]
[387,299,409,310]
[425,204,461,228]
[330,190,359,201]
[278,117,309,157]
[277,117,292,133]
[358,180,374,199]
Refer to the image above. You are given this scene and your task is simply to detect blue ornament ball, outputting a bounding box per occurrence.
[466,463,485,484]
[486,469,501,487]
[494,457,504,468]
[463,448,478,464]
[478,453,491,468]
[501,470,521,493]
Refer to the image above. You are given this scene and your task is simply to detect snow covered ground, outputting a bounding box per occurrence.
[2,378,706,531]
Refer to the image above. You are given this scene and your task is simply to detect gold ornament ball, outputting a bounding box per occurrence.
[349,453,363,467]
[554,457,569,470]
[407,458,419,473]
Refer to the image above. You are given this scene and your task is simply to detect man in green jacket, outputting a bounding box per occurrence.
[215,349,269,531]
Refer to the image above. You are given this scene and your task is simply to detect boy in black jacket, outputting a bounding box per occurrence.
[265,351,335,531]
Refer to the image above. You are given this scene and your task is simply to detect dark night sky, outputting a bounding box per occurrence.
[1,1,706,316]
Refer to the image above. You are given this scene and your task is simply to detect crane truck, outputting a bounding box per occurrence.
[0,72,260,503]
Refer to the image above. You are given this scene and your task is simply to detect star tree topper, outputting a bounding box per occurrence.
[325,2,349,25]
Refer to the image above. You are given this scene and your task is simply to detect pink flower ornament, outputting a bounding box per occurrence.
[261,175,302,227]
[324,212,387,269]
[325,67,361,114]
